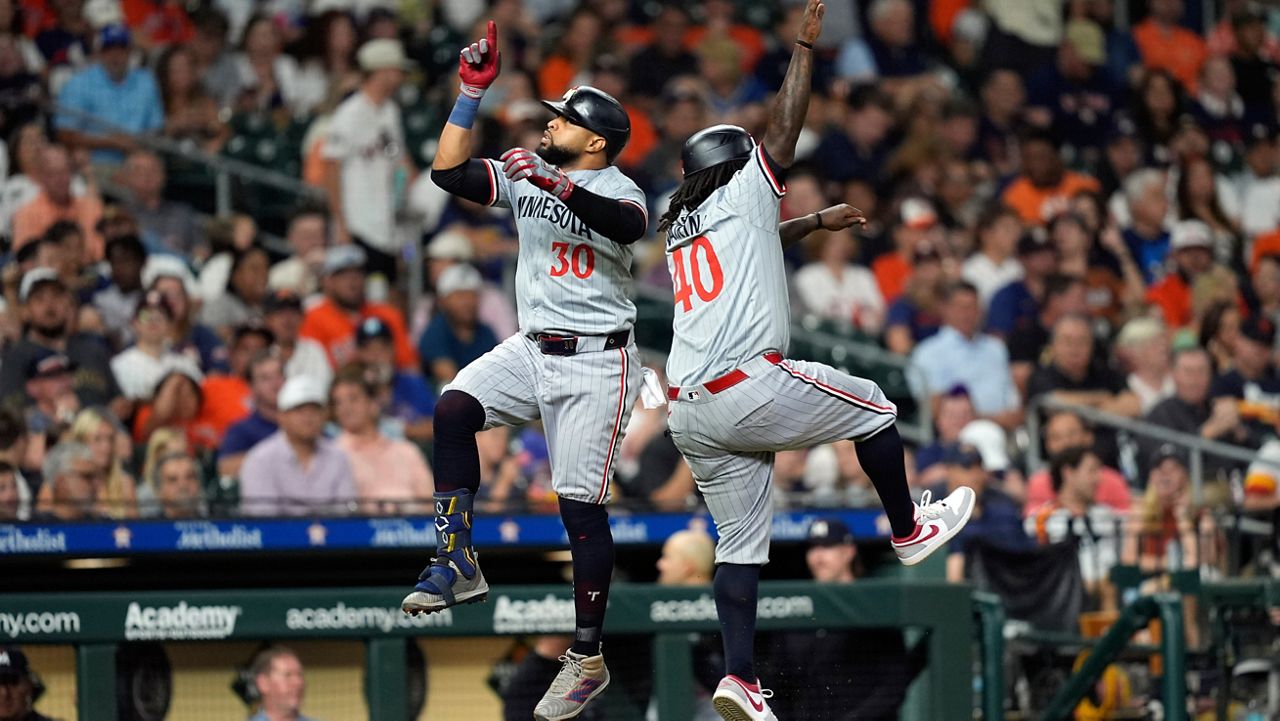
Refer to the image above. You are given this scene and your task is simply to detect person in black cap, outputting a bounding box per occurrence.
[761,517,913,721]
[985,230,1059,339]
[882,239,946,356]
[22,348,77,441]
[0,646,55,721]
[1237,121,1279,238]
[803,517,858,582]
[933,443,1032,583]
[1210,313,1280,439]
[262,289,331,389]
[1227,4,1277,114]
[353,317,434,443]
[1123,443,1202,573]
[0,267,122,419]
[1098,113,1145,196]
[91,234,147,351]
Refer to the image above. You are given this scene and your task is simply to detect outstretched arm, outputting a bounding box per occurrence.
[780,204,866,249]
[760,0,824,167]
[431,22,505,204]
[434,21,499,171]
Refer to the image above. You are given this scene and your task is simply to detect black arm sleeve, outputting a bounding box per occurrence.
[430,160,496,206]
[562,185,647,244]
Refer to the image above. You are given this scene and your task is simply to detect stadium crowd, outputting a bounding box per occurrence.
[0,0,1276,596]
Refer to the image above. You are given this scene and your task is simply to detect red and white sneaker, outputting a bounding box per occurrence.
[891,487,975,566]
[712,675,777,721]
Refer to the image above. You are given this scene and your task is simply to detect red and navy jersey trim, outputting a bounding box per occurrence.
[483,159,499,206]
[755,145,787,198]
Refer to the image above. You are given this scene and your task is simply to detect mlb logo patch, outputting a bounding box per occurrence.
[686,390,701,401]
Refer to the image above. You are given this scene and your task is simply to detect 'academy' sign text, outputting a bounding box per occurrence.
[650,594,815,623]
[124,602,242,640]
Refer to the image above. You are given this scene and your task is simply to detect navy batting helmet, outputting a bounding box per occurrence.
[681,124,754,176]
[541,86,631,163]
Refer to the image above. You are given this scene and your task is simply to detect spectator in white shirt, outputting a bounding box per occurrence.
[961,204,1025,308]
[792,228,885,334]
[1237,123,1280,242]
[111,290,188,401]
[93,233,147,351]
[263,289,332,388]
[268,208,327,298]
[323,39,417,281]
[231,13,308,114]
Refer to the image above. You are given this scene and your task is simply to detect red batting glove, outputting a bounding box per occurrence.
[458,20,501,99]
[500,148,574,200]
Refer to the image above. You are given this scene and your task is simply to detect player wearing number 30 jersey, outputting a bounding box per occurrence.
[659,1,975,720]
[400,20,644,721]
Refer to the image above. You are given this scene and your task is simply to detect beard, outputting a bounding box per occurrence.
[536,142,581,167]
[30,318,67,339]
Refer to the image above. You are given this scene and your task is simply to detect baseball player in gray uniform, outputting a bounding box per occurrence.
[400,21,645,721]
[658,2,976,719]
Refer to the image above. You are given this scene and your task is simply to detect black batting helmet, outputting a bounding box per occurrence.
[681,124,754,176]
[541,86,631,163]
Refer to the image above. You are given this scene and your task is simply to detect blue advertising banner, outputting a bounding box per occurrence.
[0,508,888,557]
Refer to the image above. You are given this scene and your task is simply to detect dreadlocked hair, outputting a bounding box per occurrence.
[657,158,749,233]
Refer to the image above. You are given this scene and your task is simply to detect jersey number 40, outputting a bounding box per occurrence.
[671,236,724,313]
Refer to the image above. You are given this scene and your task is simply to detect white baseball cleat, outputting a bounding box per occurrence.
[891,486,976,566]
[712,675,778,721]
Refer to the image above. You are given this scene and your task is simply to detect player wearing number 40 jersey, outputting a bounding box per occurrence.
[659,1,976,720]
[400,20,646,721]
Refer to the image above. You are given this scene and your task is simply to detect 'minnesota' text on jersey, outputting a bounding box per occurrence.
[484,160,645,336]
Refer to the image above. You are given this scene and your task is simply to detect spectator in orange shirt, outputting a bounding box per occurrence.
[300,245,417,371]
[1132,0,1208,92]
[537,8,602,98]
[683,0,766,73]
[132,357,207,447]
[195,323,273,447]
[589,56,655,170]
[1001,129,1101,225]
[1146,220,1219,329]
[11,144,103,260]
[873,197,941,303]
[121,0,193,50]
[1253,233,1280,274]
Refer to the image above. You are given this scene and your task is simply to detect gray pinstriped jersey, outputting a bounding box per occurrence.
[664,145,788,387]
[482,160,646,336]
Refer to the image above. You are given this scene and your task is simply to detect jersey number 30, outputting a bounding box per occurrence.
[551,241,595,279]
[671,236,724,312]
